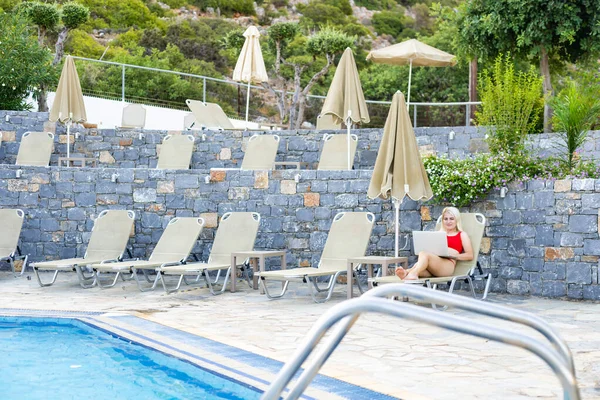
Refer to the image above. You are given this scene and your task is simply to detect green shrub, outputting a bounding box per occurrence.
[549,81,600,172]
[476,54,544,155]
[372,11,406,37]
[423,153,599,207]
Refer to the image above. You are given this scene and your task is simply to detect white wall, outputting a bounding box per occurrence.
[42,93,259,130]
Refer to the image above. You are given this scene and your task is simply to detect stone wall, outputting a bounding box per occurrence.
[0,163,599,300]
[4,111,599,169]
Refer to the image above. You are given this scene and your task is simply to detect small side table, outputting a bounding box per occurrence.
[58,157,97,168]
[346,256,408,299]
[230,250,286,293]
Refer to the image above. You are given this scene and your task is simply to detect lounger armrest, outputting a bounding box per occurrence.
[99,258,122,264]
[274,162,301,170]
[156,261,184,271]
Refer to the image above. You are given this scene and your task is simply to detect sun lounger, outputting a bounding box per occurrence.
[0,209,28,276]
[31,210,135,288]
[16,132,54,167]
[258,211,375,303]
[183,113,199,130]
[120,104,146,129]
[370,213,490,301]
[210,134,298,171]
[156,134,195,170]
[317,133,358,170]
[186,99,239,130]
[157,212,260,294]
[316,114,342,130]
[92,217,205,291]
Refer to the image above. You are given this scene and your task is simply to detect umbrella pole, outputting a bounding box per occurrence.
[347,110,352,170]
[66,120,71,160]
[407,59,412,109]
[394,199,400,257]
[245,81,251,125]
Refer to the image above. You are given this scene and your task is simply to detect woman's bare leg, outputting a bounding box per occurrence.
[403,251,455,280]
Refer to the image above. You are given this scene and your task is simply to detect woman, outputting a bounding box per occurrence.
[396,207,473,280]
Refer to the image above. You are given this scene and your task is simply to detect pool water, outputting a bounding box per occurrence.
[0,317,262,400]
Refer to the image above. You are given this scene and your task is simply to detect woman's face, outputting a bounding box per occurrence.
[442,212,457,231]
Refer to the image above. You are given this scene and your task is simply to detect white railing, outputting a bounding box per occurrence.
[71,56,480,128]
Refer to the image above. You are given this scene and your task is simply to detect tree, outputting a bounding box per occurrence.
[454,0,600,132]
[226,24,355,129]
[19,1,89,111]
[0,13,55,110]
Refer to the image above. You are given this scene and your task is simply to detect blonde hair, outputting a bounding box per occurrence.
[439,207,463,232]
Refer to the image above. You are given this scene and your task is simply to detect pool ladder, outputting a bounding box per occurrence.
[261,284,580,400]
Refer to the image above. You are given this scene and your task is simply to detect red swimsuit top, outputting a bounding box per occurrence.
[447,232,463,253]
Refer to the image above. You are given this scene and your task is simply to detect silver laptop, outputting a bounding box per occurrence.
[412,231,453,258]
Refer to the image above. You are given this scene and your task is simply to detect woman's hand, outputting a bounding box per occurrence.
[448,248,460,257]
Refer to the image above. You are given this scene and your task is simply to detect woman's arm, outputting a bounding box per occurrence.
[456,231,474,261]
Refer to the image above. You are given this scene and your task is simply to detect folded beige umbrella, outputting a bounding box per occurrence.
[49,55,87,159]
[366,39,456,106]
[368,91,433,256]
[232,26,269,125]
[320,47,370,169]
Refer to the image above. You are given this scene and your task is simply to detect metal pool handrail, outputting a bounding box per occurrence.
[260,285,579,400]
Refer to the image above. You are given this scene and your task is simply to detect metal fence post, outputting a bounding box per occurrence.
[413,104,418,128]
[465,103,470,127]
[121,65,125,103]
[203,77,206,103]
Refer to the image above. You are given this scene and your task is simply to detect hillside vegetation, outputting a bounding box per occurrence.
[1,0,598,128]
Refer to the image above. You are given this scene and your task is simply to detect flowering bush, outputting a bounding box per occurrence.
[423,153,600,207]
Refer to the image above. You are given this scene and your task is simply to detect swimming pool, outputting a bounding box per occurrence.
[0,316,261,400]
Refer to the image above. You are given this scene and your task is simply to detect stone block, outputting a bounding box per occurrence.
[8,179,28,192]
[175,175,198,189]
[146,204,165,213]
[99,151,115,164]
[581,194,600,208]
[280,180,296,195]
[141,212,162,228]
[560,233,584,247]
[507,280,529,295]
[583,240,600,256]
[479,237,491,254]
[534,191,554,208]
[119,138,133,146]
[157,181,174,194]
[228,187,249,200]
[534,225,554,246]
[58,134,74,144]
[566,263,592,284]
[1,131,16,142]
[572,178,594,191]
[304,193,319,207]
[210,170,226,182]
[544,247,574,261]
[97,195,118,205]
[133,188,157,203]
[335,194,358,208]
[200,212,218,228]
[569,215,597,233]
[296,208,314,222]
[553,179,571,192]
[420,206,431,221]
[542,281,566,297]
[75,192,96,207]
[254,171,268,189]
[309,231,328,251]
[582,285,600,300]
[40,219,59,232]
[219,148,231,160]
